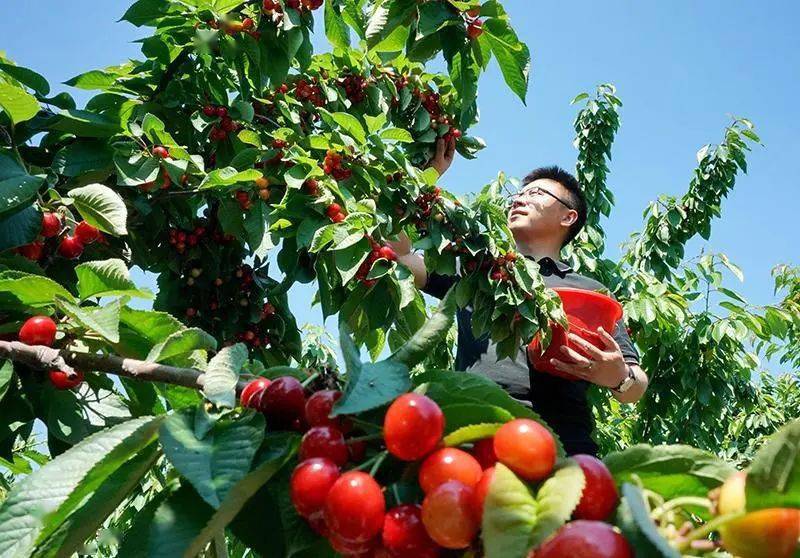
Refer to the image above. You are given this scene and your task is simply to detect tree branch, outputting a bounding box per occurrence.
[0,340,251,394]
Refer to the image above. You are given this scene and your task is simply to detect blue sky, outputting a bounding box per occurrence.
[2,1,798,367]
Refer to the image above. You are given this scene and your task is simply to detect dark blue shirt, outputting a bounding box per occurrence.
[422,257,640,456]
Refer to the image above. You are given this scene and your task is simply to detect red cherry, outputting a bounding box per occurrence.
[421,481,479,549]
[16,242,43,261]
[472,438,498,469]
[328,532,376,556]
[215,106,228,118]
[300,425,348,466]
[290,457,340,517]
[305,390,343,428]
[493,419,556,482]
[331,212,346,223]
[19,316,57,346]
[221,117,237,132]
[152,146,170,159]
[242,17,255,30]
[240,377,271,410]
[419,448,482,494]
[324,471,385,541]
[57,235,84,259]
[572,455,619,521]
[378,246,397,261]
[202,104,216,116]
[384,393,444,461]
[48,369,84,390]
[41,212,61,237]
[306,511,329,536]
[471,466,494,522]
[326,203,342,217]
[466,21,483,40]
[261,376,306,426]
[382,504,439,557]
[533,520,634,558]
[75,221,100,244]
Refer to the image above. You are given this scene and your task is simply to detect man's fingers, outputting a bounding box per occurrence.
[445,136,456,158]
[559,345,592,366]
[435,138,446,158]
[597,327,621,352]
[550,358,587,377]
[568,333,606,360]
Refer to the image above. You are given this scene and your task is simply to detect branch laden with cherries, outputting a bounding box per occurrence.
[0,0,798,557]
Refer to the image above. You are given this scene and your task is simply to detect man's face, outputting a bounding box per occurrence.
[507,178,577,242]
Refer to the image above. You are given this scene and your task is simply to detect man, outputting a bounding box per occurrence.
[390,139,649,456]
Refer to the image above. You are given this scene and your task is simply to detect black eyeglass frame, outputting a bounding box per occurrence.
[507,186,575,211]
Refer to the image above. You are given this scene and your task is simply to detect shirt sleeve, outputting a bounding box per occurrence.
[421,272,459,300]
[612,319,640,365]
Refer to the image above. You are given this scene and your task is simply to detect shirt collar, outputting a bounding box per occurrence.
[526,255,573,278]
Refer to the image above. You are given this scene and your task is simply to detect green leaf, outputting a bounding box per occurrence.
[380,127,413,142]
[483,18,531,104]
[33,443,160,558]
[0,63,50,95]
[529,459,585,546]
[334,358,411,416]
[0,152,45,217]
[51,109,121,138]
[75,258,154,300]
[482,463,538,558]
[441,403,513,434]
[0,205,41,252]
[52,140,114,178]
[391,288,456,368]
[203,344,247,409]
[325,0,350,49]
[0,272,75,307]
[146,433,299,557]
[443,423,503,446]
[0,360,13,402]
[746,419,800,511]
[146,328,217,363]
[56,296,121,343]
[0,416,163,557]
[199,167,262,189]
[330,111,367,145]
[68,183,128,236]
[0,82,40,124]
[159,408,265,509]
[615,483,681,558]
[64,70,121,91]
[604,444,733,501]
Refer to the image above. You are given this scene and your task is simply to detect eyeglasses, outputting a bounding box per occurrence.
[507,186,575,210]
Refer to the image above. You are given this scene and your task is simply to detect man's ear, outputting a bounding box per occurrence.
[561,209,578,228]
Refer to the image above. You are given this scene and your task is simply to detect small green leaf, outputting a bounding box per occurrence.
[0,272,75,307]
[483,18,530,104]
[75,258,153,300]
[391,288,456,368]
[0,63,50,95]
[0,152,46,217]
[746,418,800,511]
[56,297,121,343]
[482,463,538,558]
[0,82,40,124]
[52,140,114,178]
[325,0,350,49]
[203,344,247,409]
[330,111,367,145]
[529,459,585,546]
[443,423,503,446]
[334,359,411,416]
[0,206,41,252]
[441,403,513,434]
[68,183,128,236]
[380,128,413,142]
[199,167,262,189]
[146,328,217,363]
[0,360,13,402]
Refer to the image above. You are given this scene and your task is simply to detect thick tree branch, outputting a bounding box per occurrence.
[0,340,251,394]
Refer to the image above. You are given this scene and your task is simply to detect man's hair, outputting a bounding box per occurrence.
[521,165,587,247]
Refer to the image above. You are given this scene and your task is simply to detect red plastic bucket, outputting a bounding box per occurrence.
[527,288,623,380]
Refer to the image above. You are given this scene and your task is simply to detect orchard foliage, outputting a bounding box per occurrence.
[0,0,799,557]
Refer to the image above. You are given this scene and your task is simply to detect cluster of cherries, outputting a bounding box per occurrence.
[167,222,214,255]
[294,78,326,107]
[414,90,462,142]
[412,187,442,227]
[263,0,323,13]
[325,203,347,224]
[200,106,240,142]
[234,380,628,557]
[463,7,484,40]
[323,150,352,181]
[206,17,259,38]
[16,211,102,262]
[303,178,320,197]
[140,146,188,192]
[338,74,369,104]
[16,316,84,389]
[354,235,398,288]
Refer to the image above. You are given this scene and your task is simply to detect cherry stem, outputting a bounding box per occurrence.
[675,512,745,552]
[346,433,383,444]
[351,452,384,472]
[368,451,388,477]
[300,371,320,387]
[651,496,712,522]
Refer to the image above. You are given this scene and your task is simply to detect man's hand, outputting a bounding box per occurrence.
[549,327,629,388]
[427,136,456,177]
[387,231,412,256]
